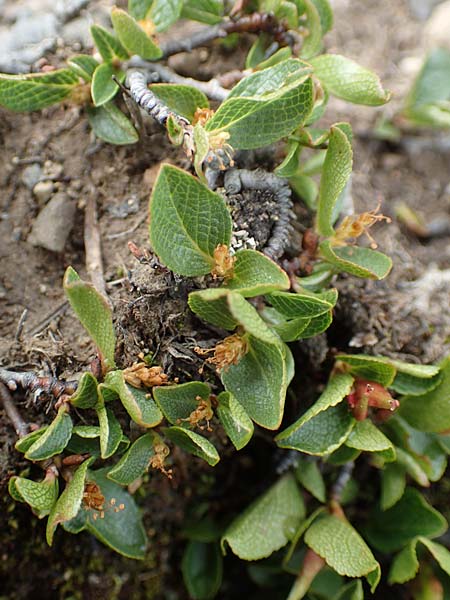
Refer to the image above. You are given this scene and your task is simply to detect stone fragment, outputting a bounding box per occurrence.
[33,180,54,204]
[27,192,76,252]
[21,164,42,189]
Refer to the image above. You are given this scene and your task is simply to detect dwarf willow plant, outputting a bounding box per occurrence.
[3,1,450,598]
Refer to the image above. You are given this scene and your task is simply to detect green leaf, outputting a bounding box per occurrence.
[15,427,48,453]
[224,250,290,297]
[270,314,312,342]
[295,458,326,502]
[275,1,298,28]
[346,420,395,458]
[97,402,123,459]
[69,372,99,409]
[46,457,93,545]
[381,358,441,397]
[9,472,59,518]
[227,292,279,344]
[395,446,430,487]
[390,370,442,396]
[107,432,157,485]
[272,307,333,342]
[25,405,73,461]
[275,373,355,454]
[90,24,129,62]
[300,0,323,59]
[87,102,139,145]
[149,165,232,276]
[205,59,314,149]
[153,381,211,424]
[335,354,396,386]
[128,0,152,20]
[150,83,209,121]
[66,467,147,559]
[365,487,447,553]
[266,287,337,318]
[326,444,360,466]
[182,541,223,600]
[164,426,220,466]
[289,174,318,209]
[276,402,355,455]
[257,47,293,71]
[316,126,353,237]
[333,580,363,600]
[305,515,380,591]
[188,288,237,330]
[68,55,99,81]
[111,7,163,60]
[102,370,162,428]
[64,267,116,370]
[275,139,301,177]
[216,391,254,450]
[389,537,450,585]
[221,335,288,430]
[310,0,333,33]
[181,0,223,24]
[149,0,183,32]
[0,69,79,112]
[310,54,391,106]
[405,49,450,109]
[398,358,450,433]
[91,63,125,107]
[380,462,406,510]
[222,475,304,560]
[388,539,419,584]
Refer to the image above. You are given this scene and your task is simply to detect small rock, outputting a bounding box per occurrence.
[21,163,42,189]
[33,180,54,204]
[61,16,93,47]
[43,160,64,180]
[409,0,444,20]
[27,192,76,252]
[424,0,450,49]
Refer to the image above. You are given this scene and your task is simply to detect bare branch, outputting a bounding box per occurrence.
[128,61,229,102]
[0,381,29,437]
[85,191,108,300]
[330,461,355,503]
[0,368,77,399]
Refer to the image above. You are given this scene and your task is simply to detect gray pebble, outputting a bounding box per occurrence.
[21,163,43,189]
[27,192,76,252]
[33,180,54,204]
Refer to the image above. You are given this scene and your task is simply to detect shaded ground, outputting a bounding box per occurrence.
[0,0,449,598]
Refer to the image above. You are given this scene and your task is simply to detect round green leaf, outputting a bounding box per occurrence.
[305,515,381,590]
[91,64,125,107]
[216,391,254,450]
[225,250,290,297]
[222,475,304,560]
[87,102,139,145]
[310,54,391,106]
[64,267,116,369]
[111,7,162,60]
[182,541,223,600]
[149,165,232,276]
[153,381,211,425]
[25,405,73,461]
[107,432,157,485]
[164,426,220,466]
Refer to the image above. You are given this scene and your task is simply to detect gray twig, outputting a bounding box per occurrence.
[330,461,355,503]
[85,191,108,300]
[0,381,29,437]
[0,368,77,399]
[160,24,228,59]
[128,61,229,102]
